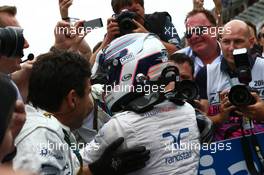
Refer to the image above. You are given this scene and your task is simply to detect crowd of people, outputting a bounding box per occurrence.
[1,0,264,174]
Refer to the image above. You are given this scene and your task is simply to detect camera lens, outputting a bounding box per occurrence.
[119,18,136,35]
[0,27,24,58]
[116,10,137,37]
[228,85,255,106]
[177,80,199,101]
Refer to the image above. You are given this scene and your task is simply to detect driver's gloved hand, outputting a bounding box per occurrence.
[89,137,150,175]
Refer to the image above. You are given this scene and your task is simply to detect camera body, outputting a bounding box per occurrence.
[115,9,137,36]
[160,65,199,103]
[228,48,256,106]
[173,79,199,102]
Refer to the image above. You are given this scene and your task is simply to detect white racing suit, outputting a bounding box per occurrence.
[13,105,96,175]
[82,100,201,175]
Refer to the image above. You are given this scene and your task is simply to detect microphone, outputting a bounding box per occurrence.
[21,53,34,63]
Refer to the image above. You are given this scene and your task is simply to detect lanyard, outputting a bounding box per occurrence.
[240,123,264,175]
[43,112,84,175]
[62,129,83,175]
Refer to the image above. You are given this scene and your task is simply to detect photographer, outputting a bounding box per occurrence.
[169,53,195,81]
[169,53,209,113]
[90,0,181,65]
[0,5,29,150]
[0,6,30,74]
[195,20,264,141]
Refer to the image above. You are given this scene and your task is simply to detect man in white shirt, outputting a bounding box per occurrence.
[177,9,222,77]
[195,20,264,141]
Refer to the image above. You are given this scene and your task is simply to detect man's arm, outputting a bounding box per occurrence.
[58,0,72,19]
[81,118,150,175]
[53,20,92,62]
[58,0,92,61]
[195,67,236,124]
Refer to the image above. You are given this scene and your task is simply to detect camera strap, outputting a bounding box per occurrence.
[240,119,264,174]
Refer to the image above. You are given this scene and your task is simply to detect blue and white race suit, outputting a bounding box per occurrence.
[13,105,98,175]
[82,100,201,175]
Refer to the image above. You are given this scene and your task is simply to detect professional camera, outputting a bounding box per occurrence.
[177,80,199,101]
[228,48,256,106]
[160,65,199,103]
[0,26,25,57]
[115,9,137,36]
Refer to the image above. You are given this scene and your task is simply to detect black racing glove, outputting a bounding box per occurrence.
[89,137,150,175]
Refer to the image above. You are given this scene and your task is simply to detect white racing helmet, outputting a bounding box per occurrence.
[96,33,169,112]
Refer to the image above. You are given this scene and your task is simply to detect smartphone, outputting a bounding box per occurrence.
[83,18,103,30]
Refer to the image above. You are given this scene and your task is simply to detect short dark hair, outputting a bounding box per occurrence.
[111,0,144,14]
[185,9,216,26]
[28,51,91,112]
[0,74,17,145]
[169,53,195,76]
[244,21,257,38]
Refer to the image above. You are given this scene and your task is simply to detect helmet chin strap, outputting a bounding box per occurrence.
[123,92,162,113]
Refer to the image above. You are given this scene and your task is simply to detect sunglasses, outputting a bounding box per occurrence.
[185,26,210,39]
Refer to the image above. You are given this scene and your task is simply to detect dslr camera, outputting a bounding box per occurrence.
[228,48,256,106]
[115,9,137,36]
[160,65,199,104]
[0,26,25,57]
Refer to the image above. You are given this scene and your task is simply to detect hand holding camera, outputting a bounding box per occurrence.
[114,9,137,36]
[132,19,148,33]
[239,92,264,121]
[54,20,88,52]
[105,17,120,43]
[108,9,147,39]
[218,90,237,123]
